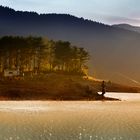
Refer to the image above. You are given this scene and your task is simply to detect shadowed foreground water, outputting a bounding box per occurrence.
[0,93,139,140]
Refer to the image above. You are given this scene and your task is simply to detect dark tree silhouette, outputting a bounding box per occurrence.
[0,36,89,75]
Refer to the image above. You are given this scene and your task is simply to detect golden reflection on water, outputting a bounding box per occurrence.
[0,93,139,140]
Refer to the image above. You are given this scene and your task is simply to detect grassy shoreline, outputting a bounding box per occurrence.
[0,74,138,101]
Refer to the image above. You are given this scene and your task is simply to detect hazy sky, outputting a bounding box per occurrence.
[1,0,140,26]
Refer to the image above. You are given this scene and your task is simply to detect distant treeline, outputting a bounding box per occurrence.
[0,36,89,75]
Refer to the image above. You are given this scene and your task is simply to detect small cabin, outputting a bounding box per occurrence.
[4,69,20,77]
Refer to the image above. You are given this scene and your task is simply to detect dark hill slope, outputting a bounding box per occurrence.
[1,6,140,86]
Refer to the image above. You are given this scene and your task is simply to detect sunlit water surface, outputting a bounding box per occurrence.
[0,93,139,140]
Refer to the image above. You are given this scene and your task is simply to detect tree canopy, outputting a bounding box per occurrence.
[0,36,89,75]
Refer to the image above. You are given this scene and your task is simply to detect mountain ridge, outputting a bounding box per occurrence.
[1,5,140,86]
[113,24,140,33]
[1,5,138,38]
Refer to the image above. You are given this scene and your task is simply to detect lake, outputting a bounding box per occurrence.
[0,93,139,140]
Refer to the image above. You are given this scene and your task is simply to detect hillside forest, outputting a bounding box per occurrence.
[0,36,89,76]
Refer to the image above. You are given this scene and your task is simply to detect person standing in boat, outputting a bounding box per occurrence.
[101,81,106,96]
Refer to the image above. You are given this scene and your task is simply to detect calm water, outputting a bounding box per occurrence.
[0,93,139,140]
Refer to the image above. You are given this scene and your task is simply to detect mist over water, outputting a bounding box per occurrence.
[0,93,139,140]
[105,92,140,101]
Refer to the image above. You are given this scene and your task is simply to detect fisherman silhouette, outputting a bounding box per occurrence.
[101,81,106,96]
